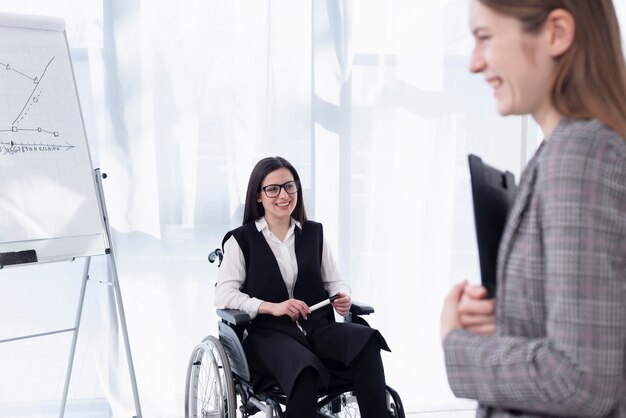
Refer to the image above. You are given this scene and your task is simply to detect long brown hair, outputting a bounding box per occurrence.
[242,156,307,225]
[478,0,626,139]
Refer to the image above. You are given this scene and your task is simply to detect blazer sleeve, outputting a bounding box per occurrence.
[444,133,626,416]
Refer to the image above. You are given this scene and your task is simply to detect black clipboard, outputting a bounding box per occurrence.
[468,154,517,298]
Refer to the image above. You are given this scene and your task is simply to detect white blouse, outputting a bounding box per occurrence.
[214,217,351,319]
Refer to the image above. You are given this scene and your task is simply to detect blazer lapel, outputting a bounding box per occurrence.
[496,150,542,293]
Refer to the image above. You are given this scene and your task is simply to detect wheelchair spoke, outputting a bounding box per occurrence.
[185,336,237,418]
[318,386,405,418]
[319,392,361,418]
[198,352,218,416]
[208,350,224,415]
[340,393,360,418]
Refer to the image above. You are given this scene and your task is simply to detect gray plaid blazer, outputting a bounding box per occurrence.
[444,118,626,417]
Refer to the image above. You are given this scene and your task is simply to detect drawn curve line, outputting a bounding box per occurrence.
[12,56,55,125]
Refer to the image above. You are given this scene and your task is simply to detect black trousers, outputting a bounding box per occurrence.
[286,337,388,418]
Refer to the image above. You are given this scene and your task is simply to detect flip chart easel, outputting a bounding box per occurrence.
[0,12,142,418]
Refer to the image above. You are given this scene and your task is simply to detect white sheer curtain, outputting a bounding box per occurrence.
[4,1,626,417]
[309,0,525,411]
[92,1,314,416]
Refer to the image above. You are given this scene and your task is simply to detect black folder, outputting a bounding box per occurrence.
[468,154,517,298]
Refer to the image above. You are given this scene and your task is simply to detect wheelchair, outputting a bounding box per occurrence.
[185,249,405,418]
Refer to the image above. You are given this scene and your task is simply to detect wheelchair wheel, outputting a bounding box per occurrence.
[385,385,405,418]
[323,391,359,418]
[185,336,237,418]
[318,386,405,418]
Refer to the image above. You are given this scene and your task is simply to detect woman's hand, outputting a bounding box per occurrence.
[458,283,496,335]
[441,281,497,346]
[262,299,310,321]
[440,280,466,346]
[331,292,351,316]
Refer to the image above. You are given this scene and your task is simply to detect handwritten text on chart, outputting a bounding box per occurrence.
[1,141,75,155]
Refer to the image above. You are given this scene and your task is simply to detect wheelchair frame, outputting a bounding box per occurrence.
[184,249,405,417]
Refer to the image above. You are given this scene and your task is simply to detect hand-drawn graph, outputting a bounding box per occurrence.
[0,56,75,156]
[0,14,105,255]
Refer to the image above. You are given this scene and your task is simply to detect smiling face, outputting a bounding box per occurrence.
[468,0,556,120]
[257,167,297,224]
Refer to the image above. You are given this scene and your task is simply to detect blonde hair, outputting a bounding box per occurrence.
[478,0,626,139]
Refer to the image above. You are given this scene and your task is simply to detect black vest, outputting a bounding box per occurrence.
[223,220,335,337]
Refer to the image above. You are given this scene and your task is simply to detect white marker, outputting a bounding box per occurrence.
[309,294,340,312]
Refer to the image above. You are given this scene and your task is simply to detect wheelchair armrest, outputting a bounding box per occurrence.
[350,300,374,316]
[216,308,252,325]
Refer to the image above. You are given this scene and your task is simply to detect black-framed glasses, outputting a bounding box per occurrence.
[260,180,299,198]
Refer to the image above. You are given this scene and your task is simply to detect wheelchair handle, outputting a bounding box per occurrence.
[208,248,223,264]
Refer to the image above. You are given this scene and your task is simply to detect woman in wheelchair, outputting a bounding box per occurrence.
[214,156,391,418]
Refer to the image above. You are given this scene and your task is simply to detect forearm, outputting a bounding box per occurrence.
[258,301,275,315]
[444,330,623,417]
[214,284,263,318]
[324,280,351,297]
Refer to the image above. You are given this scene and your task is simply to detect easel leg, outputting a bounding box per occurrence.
[59,256,91,418]
[108,250,143,418]
[94,168,142,417]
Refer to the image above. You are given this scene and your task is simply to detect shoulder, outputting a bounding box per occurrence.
[301,220,323,235]
[299,220,325,258]
[230,221,257,235]
[299,221,324,247]
[543,118,626,162]
[222,222,257,247]
[539,118,626,184]
[301,219,322,229]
